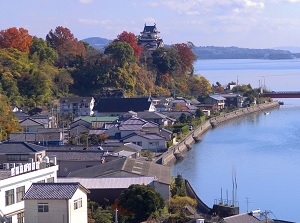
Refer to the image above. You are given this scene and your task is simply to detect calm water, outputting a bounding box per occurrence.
[172,59,300,222]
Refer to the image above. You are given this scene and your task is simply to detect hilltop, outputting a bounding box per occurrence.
[82,37,299,60]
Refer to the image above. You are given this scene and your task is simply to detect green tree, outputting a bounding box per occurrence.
[171,174,186,197]
[29,37,58,63]
[93,207,113,223]
[104,41,135,68]
[118,184,165,222]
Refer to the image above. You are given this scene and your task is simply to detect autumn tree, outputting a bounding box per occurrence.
[115,31,142,60]
[172,43,197,75]
[46,26,86,67]
[0,94,22,140]
[0,27,33,53]
[188,75,212,102]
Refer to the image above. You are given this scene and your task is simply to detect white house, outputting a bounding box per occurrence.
[0,160,58,223]
[59,97,95,116]
[23,182,90,223]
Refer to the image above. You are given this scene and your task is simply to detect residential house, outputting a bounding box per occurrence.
[19,118,46,133]
[0,158,58,223]
[204,94,226,110]
[66,157,171,200]
[23,183,90,223]
[221,93,244,108]
[59,97,95,116]
[169,97,198,112]
[137,111,176,127]
[9,128,63,145]
[118,117,160,138]
[121,132,167,152]
[93,97,155,116]
[74,116,118,129]
[0,142,48,166]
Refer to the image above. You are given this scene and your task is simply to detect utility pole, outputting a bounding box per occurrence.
[115,209,118,223]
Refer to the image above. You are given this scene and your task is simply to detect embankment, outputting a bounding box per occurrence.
[156,101,280,166]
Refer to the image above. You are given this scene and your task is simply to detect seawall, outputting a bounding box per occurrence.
[156,101,280,166]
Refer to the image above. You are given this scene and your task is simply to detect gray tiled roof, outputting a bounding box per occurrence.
[57,177,155,189]
[209,94,226,101]
[46,151,104,161]
[23,183,89,200]
[0,142,47,154]
[67,157,171,185]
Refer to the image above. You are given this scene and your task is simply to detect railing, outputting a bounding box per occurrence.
[214,198,239,207]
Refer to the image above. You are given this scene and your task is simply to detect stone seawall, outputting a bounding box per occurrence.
[157,101,280,166]
[210,101,279,127]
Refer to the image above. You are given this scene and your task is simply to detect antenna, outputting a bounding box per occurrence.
[246,197,250,212]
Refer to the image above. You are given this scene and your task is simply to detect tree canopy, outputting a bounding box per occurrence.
[117,184,165,222]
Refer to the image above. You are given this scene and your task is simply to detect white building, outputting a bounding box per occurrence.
[0,160,58,223]
[59,97,95,116]
[23,183,90,223]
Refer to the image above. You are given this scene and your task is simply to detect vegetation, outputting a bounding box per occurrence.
[114,184,165,223]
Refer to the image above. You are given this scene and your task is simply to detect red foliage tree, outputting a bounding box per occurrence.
[0,27,33,53]
[115,31,142,60]
[46,26,86,67]
[172,43,197,74]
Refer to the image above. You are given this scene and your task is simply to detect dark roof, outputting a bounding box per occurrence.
[94,97,152,113]
[59,97,93,104]
[0,142,47,154]
[23,183,89,200]
[67,157,171,185]
[46,150,104,161]
[143,24,158,33]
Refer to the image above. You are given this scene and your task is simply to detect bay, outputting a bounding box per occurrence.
[172,59,300,222]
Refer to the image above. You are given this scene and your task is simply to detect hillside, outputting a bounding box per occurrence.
[82,37,299,59]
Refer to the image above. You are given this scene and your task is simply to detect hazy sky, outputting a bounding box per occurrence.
[1,0,300,49]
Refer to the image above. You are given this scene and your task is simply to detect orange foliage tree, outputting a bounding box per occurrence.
[115,31,142,60]
[0,27,33,53]
[46,26,86,67]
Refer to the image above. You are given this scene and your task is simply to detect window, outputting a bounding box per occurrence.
[38,203,49,212]
[5,189,15,206]
[7,154,28,161]
[17,212,24,223]
[74,198,82,210]
[37,180,45,183]
[16,186,25,203]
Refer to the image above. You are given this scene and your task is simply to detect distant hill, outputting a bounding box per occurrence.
[82,37,299,59]
[273,46,300,53]
[192,46,296,60]
[82,37,111,50]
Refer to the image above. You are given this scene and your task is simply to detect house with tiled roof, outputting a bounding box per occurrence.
[23,182,90,223]
[9,128,63,145]
[59,97,95,116]
[66,157,171,200]
[121,132,167,152]
[118,117,160,138]
[0,142,47,166]
[93,97,155,116]
[204,94,226,110]
[137,111,176,127]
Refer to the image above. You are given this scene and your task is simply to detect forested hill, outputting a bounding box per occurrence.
[83,37,298,59]
[192,46,297,59]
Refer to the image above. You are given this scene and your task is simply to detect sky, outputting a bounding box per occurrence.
[1,0,300,49]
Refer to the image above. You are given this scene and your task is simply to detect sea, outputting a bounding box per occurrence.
[172,59,300,222]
